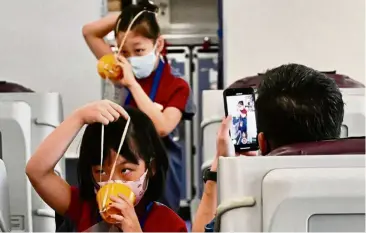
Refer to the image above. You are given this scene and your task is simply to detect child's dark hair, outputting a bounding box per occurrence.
[77,107,168,205]
[238,101,244,105]
[115,4,160,42]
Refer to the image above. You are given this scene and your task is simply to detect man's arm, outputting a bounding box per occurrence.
[192,159,218,232]
[192,117,233,232]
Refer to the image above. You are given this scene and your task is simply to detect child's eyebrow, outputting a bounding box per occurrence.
[132,42,142,46]
[116,160,129,166]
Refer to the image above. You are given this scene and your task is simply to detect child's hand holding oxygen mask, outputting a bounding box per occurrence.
[108,194,142,232]
[97,53,138,89]
[114,54,138,88]
[73,99,129,125]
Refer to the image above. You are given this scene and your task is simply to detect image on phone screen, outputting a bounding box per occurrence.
[225,93,257,149]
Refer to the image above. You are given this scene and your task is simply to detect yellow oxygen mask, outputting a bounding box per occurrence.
[97,54,123,81]
[97,182,136,224]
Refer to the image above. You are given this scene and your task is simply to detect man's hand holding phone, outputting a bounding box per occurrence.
[211,116,256,172]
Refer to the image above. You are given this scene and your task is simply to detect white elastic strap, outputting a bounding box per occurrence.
[101,116,131,211]
[100,125,104,182]
[108,116,131,181]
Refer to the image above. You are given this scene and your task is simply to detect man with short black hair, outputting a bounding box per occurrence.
[192,64,345,232]
[255,63,344,153]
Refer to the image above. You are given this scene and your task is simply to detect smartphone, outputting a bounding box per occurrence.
[223,88,258,152]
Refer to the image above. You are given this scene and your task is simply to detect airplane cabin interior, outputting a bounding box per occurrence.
[0,0,365,232]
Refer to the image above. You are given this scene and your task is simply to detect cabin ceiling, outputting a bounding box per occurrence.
[106,0,218,43]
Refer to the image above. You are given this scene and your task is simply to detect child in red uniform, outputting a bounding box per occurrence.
[26,100,187,232]
[83,3,196,212]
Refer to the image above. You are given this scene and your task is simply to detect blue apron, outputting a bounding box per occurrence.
[138,201,154,229]
[124,60,182,212]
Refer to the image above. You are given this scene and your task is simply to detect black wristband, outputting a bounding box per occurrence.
[202,167,217,183]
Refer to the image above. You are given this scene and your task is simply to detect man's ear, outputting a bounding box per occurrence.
[258,132,269,155]
[155,36,165,54]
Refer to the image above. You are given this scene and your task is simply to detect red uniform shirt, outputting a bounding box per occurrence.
[66,186,187,232]
[123,61,194,119]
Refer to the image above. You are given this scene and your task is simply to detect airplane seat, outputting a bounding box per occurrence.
[0,81,34,92]
[0,101,33,231]
[0,93,64,232]
[267,137,366,156]
[215,154,365,232]
[0,159,11,232]
[201,117,222,163]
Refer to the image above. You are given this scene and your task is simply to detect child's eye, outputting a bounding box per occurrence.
[121,168,132,174]
[135,49,145,54]
[96,169,106,175]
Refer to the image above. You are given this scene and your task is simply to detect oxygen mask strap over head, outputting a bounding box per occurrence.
[99,113,131,212]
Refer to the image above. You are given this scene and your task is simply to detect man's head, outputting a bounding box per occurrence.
[255,64,344,154]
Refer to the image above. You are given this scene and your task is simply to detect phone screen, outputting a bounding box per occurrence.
[224,89,258,151]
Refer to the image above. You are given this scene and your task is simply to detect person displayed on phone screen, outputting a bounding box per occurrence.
[233,101,248,144]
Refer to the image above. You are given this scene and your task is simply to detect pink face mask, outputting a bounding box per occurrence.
[96,170,149,206]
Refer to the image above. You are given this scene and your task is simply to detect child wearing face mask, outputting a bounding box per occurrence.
[26,100,188,232]
[83,3,196,212]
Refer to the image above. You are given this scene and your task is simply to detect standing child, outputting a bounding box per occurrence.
[82,2,195,212]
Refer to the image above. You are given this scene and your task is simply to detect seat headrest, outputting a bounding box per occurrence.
[228,72,365,89]
[267,137,365,156]
[0,81,34,93]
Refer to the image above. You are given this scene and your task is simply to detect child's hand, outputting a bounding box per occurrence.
[109,194,142,232]
[74,100,128,125]
[115,55,139,88]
